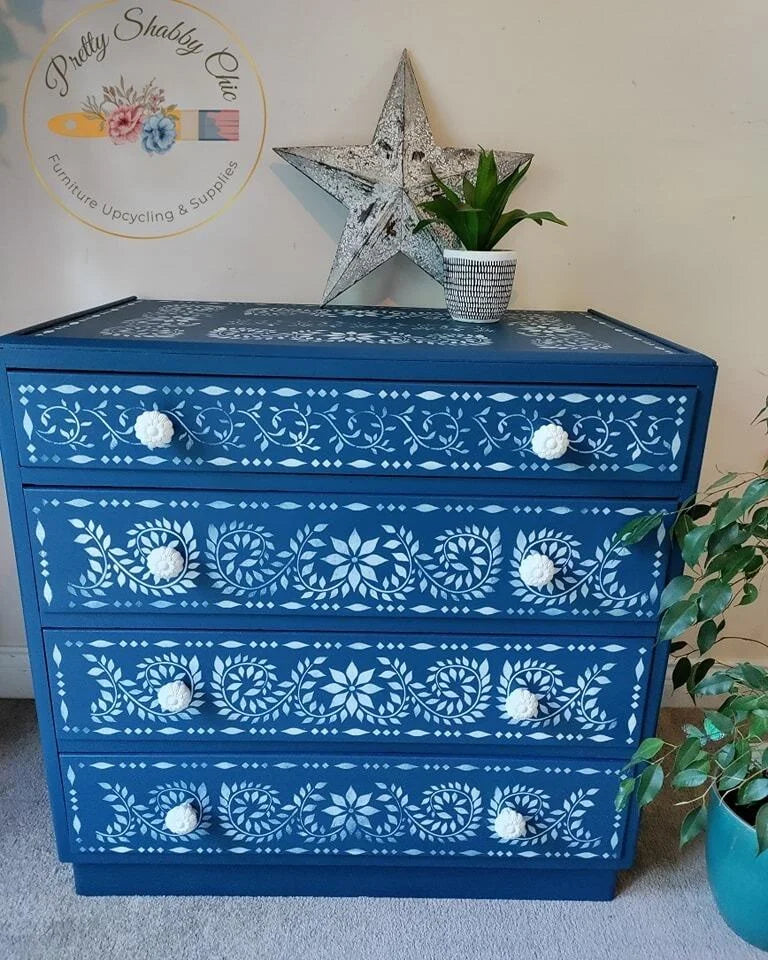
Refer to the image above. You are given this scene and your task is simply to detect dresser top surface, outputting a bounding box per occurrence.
[2,298,714,368]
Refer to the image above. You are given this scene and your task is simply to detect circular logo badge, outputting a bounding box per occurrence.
[24,0,266,238]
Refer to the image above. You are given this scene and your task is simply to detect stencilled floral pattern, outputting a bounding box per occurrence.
[94,780,211,845]
[66,757,627,858]
[28,494,671,619]
[219,780,482,845]
[31,300,680,358]
[82,652,203,725]
[50,635,648,745]
[13,375,694,478]
[488,785,602,850]
[510,521,666,614]
[66,516,199,600]
[202,520,502,605]
[496,659,617,734]
[210,653,493,727]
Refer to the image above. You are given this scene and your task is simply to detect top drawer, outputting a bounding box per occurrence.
[9,372,697,483]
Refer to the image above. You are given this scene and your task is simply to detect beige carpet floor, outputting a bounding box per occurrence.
[0,700,763,960]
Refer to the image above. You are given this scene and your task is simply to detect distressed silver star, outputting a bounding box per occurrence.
[275,50,533,304]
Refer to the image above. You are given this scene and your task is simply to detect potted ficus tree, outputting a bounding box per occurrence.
[616,399,768,949]
[414,149,566,323]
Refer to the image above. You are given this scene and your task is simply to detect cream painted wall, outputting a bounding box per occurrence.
[0,0,766,693]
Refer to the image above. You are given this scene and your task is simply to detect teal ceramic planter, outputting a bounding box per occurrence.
[706,792,768,950]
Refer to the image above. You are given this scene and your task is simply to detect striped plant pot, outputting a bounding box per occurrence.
[442,249,517,323]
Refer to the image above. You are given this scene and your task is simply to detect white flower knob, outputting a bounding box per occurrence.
[146,545,184,581]
[504,688,540,721]
[493,807,528,840]
[530,423,569,460]
[164,802,199,836]
[157,680,192,713]
[134,410,174,450]
[518,552,557,588]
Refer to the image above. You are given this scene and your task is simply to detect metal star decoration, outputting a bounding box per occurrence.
[275,50,533,304]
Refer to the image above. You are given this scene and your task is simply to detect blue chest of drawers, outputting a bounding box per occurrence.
[0,299,716,899]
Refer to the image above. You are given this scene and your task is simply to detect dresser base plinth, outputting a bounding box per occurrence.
[73,864,618,900]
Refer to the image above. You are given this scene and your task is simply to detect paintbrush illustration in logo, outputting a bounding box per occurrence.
[48,77,239,153]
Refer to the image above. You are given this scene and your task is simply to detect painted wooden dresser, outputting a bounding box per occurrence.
[0,298,716,898]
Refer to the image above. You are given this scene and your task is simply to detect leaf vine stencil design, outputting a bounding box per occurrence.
[84,652,203,724]
[203,521,502,603]
[15,376,692,476]
[96,780,210,844]
[29,494,669,617]
[211,654,493,727]
[68,516,199,598]
[496,659,617,733]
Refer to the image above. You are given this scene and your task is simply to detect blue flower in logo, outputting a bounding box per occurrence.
[141,114,176,155]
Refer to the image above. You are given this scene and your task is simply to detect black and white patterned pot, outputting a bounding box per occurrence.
[442,250,517,323]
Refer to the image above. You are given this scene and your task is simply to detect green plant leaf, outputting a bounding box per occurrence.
[684,722,706,743]
[706,522,750,559]
[625,737,665,767]
[756,804,768,855]
[708,545,757,584]
[660,600,699,643]
[695,671,734,696]
[716,742,736,769]
[486,158,531,224]
[729,662,768,690]
[714,495,747,529]
[472,148,498,208]
[697,619,718,654]
[679,805,707,847]
[703,711,734,740]
[697,580,733,619]
[742,477,768,511]
[674,736,706,773]
[739,778,768,806]
[660,575,694,612]
[672,656,692,690]
[485,209,566,250]
[718,754,750,791]
[619,513,664,545]
[461,176,476,206]
[615,776,636,811]
[636,763,664,807]
[682,524,715,567]
[672,767,709,788]
[741,583,759,605]
[428,168,461,205]
[686,659,716,701]
[705,472,740,493]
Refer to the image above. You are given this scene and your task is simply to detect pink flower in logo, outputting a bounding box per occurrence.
[106,104,144,144]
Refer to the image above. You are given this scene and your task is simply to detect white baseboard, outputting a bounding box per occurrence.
[0,645,33,698]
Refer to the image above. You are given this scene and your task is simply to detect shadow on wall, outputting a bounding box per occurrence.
[0,0,46,139]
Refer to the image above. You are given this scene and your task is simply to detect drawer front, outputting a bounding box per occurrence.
[62,752,628,863]
[46,629,651,749]
[28,490,673,621]
[10,372,696,482]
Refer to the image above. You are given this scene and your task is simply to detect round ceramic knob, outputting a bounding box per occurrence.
[164,802,199,836]
[134,410,174,450]
[146,545,184,581]
[530,423,569,460]
[518,552,556,589]
[157,680,192,714]
[504,688,540,721]
[493,807,528,840]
